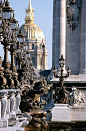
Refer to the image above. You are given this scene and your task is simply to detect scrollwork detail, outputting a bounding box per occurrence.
[66,0,81,30]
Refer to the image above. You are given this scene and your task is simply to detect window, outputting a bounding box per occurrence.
[39,44,41,49]
[32,43,34,49]
[31,57,35,65]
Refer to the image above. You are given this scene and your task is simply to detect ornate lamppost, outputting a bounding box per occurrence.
[10,18,19,71]
[16,29,25,69]
[53,55,71,103]
[0,0,20,89]
[0,0,15,89]
[15,30,37,87]
[9,18,19,88]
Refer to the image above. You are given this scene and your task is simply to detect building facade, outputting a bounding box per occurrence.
[18,0,48,70]
[52,0,86,76]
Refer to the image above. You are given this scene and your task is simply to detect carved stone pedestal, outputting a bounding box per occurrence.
[15,90,21,114]
[0,90,8,128]
[8,90,16,119]
[51,104,70,122]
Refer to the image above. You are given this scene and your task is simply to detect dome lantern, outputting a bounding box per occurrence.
[25,0,34,24]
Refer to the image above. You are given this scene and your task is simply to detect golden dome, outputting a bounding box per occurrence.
[18,0,45,41]
[19,23,45,41]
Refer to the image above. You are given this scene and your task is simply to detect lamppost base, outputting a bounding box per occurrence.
[51,104,70,122]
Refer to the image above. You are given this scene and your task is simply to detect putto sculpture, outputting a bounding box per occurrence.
[20,80,50,130]
[68,87,84,106]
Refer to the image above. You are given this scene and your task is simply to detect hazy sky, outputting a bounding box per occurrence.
[0,0,53,69]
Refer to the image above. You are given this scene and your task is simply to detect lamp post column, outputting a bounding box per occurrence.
[11,49,16,71]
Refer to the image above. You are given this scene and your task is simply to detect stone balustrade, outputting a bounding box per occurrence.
[0,90,8,128]
[0,89,31,131]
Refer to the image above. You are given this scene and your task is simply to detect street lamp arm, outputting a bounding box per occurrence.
[53,72,59,78]
[64,74,69,78]
[53,66,59,78]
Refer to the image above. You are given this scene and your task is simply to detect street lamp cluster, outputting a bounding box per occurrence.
[53,55,71,103]
[15,29,37,87]
[0,0,37,89]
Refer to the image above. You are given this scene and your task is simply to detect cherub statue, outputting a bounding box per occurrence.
[20,81,49,130]
[54,86,69,104]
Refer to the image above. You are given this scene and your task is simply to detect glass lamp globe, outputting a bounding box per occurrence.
[10,18,19,30]
[59,55,65,67]
[17,48,21,54]
[17,29,24,43]
[2,1,14,20]
[67,67,71,74]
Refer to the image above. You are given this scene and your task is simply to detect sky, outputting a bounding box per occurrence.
[0,0,53,69]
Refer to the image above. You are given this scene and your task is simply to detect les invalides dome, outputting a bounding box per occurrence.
[18,0,48,70]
